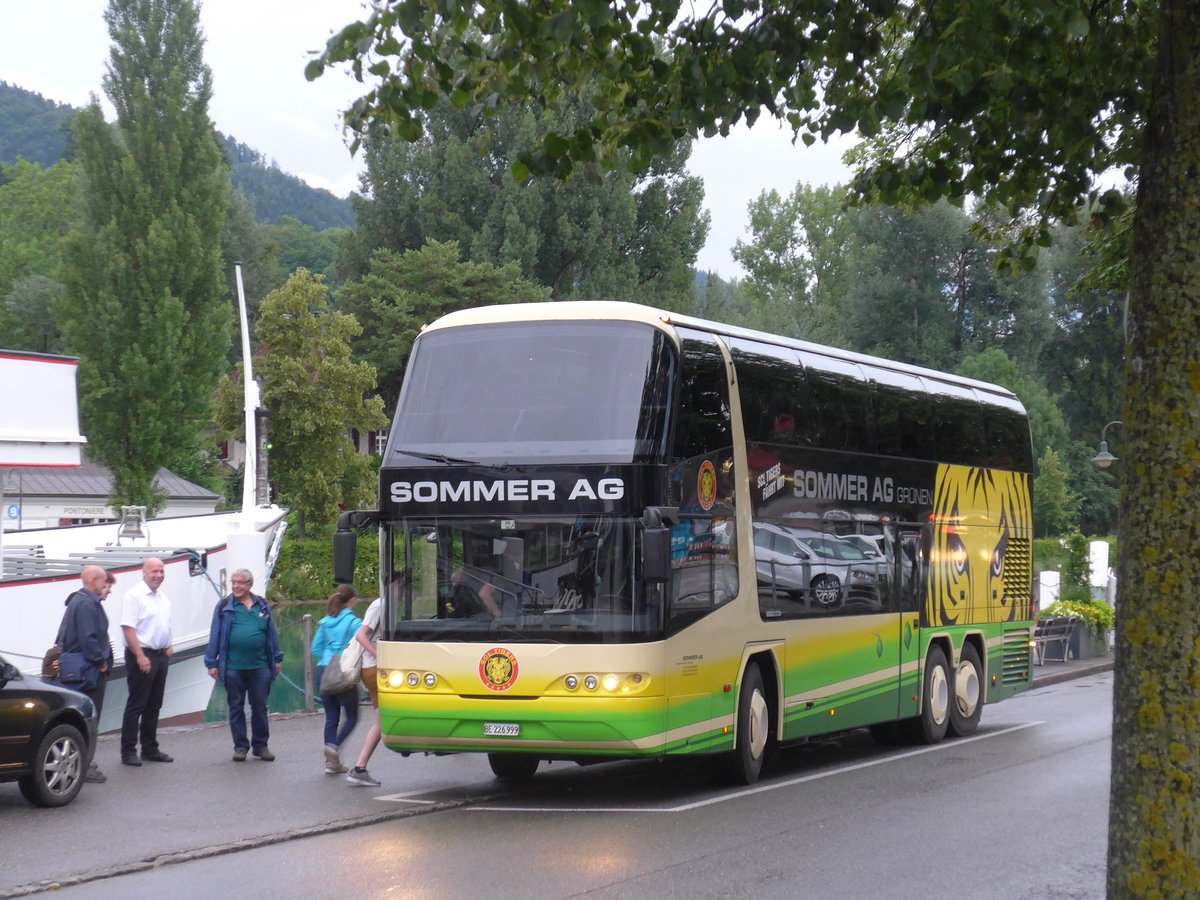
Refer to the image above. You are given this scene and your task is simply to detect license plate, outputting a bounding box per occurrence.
[483,722,520,737]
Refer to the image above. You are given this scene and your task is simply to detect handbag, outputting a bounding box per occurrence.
[59,651,99,692]
[319,652,357,694]
[41,646,61,679]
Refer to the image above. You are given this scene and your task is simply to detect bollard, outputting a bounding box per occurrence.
[302,613,314,711]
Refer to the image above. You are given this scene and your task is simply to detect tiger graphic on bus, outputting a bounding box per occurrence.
[927,465,1033,628]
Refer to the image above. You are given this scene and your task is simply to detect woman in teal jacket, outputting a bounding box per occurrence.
[311,584,363,774]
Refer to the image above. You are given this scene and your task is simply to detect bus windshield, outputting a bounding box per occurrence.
[384,516,666,644]
[387,321,675,464]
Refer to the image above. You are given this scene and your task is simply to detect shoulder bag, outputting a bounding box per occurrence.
[319,650,357,694]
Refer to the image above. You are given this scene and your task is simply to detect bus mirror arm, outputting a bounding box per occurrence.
[642,506,677,584]
[333,510,380,585]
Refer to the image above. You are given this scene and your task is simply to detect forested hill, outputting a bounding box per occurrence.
[0,82,354,231]
[221,135,354,230]
[0,82,74,167]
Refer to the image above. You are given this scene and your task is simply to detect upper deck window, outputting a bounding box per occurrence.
[387,321,675,465]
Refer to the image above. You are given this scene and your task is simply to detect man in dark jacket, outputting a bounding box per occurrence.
[61,565,115,783]
[204,569,283,762]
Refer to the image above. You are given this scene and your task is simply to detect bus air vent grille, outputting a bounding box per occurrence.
[1001,629,1033,684]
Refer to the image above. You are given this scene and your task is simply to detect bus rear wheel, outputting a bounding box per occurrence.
[903,646,950,744]
[488,752,539,782]
[724,663,771,785]
[948,642,983,737]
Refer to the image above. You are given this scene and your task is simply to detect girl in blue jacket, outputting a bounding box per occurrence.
[311,584,363,774]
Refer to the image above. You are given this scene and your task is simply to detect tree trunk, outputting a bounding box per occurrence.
[1108,0,1200,895]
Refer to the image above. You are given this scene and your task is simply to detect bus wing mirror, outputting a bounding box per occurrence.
[333,509,378,585]
[642,506,677,584]
[642,527,672,584]
[333,530,357,585]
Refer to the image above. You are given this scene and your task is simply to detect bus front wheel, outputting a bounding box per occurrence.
[904,646,950,744]
[724,663,770,785]
[488,752,539,782]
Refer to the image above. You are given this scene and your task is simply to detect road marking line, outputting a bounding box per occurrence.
[468,721,1044,814]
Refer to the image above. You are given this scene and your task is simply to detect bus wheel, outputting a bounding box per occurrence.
[904,646,950,744]
[725,663,770,785]
[948,643,983,737]
[488,753,539,782]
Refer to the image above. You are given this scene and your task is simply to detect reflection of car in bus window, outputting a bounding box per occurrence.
[753,523,881,610]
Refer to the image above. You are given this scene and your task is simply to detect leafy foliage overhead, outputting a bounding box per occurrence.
[309,0,1145,261]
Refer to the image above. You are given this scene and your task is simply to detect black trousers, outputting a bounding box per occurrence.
[121,648,168,756]
[81,674,107,766]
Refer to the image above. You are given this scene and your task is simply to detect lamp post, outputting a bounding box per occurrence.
[1092,420,1124,469]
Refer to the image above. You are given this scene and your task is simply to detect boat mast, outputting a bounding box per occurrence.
[233,263,260,525]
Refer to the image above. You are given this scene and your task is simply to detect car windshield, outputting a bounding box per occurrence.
[380,516,666,644]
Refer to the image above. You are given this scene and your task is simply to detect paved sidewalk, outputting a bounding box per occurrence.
[1,657,1113,897]
[1031,653,1113,689]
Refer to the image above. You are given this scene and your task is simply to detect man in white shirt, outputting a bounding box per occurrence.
[120,557,174,766]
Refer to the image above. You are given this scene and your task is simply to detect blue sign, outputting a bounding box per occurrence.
[6,505,18,519]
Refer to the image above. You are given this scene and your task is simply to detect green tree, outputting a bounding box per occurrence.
[314,4,1200,891]
[215,269,386,538]
[731,183,853,344]
[1031,448,1080,538]
[221,189,281,320]
[336,240,550,413]
[342,102,708,309]
[1039,222,1127,440]
[0,158,78,350]
[57,0,230,511]
[268,215,346,285]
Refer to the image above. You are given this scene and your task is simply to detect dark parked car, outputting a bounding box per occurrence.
[0,652,97,807]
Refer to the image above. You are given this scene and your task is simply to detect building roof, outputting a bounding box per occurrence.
[10,463,219,501]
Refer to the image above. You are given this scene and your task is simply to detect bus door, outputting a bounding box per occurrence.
[894,525,926,719]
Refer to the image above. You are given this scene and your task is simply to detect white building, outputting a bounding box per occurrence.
[3,463,220,531]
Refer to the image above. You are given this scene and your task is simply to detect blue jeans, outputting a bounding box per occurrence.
[225,667,272,752]
[316,665,359,747]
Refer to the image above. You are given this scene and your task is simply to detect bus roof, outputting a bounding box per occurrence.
[423,301,1022,406]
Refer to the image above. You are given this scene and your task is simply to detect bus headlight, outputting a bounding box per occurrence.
[602,674,619,692]
[584,675,598,691]
[423,672,437,687]
[407,671,420,687]
[565,675,579,690]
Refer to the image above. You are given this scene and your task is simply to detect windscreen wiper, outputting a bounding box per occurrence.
[394,448,480,466]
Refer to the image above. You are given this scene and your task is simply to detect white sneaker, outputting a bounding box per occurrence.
[346,767,380,787]
[325,761,348,775]
[323,743,341,767]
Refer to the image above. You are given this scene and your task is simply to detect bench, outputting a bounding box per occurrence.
[1033,615,1079,665]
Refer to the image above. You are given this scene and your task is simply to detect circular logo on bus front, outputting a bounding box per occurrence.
[697,460,717,511]
[479,647,519,692]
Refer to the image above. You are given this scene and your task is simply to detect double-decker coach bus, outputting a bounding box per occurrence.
[333,301,1035,784]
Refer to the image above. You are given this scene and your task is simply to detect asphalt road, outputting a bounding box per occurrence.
[1,663,1113,900]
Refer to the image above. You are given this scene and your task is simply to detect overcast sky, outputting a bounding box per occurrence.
[0,0,853,280]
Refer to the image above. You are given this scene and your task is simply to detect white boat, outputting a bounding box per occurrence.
[1,507,288,732]
[2,267,288,732]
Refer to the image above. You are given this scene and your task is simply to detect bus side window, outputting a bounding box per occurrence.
[672,331,732,461]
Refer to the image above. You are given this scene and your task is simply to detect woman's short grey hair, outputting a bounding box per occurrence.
[232,568,254,586]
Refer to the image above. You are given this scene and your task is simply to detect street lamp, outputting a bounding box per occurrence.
[1092,421,1124,469]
